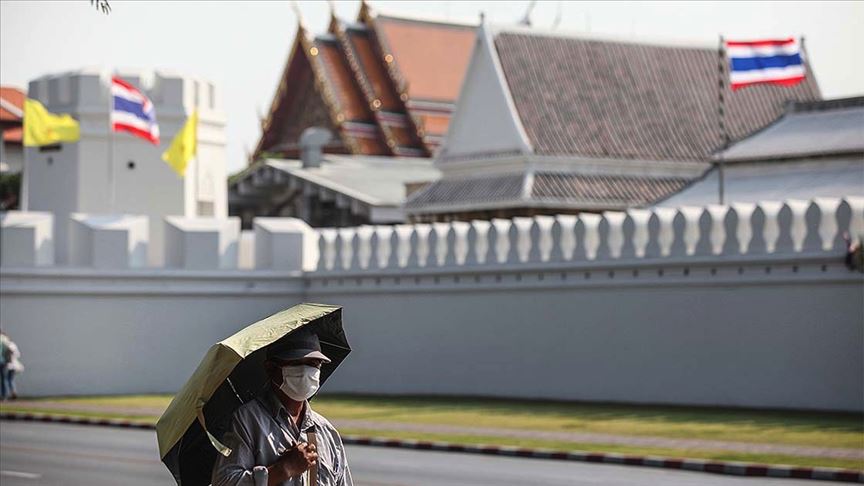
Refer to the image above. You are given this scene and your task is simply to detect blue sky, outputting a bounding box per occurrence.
[2,1,862,173]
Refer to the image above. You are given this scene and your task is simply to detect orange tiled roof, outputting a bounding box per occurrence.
[3,127,22,143]
[253,9,477,163]
[364,13,476,150]
[0,86,25,123]
[255,34,350,158]
[373,17,475,103]
[334,17,427,156]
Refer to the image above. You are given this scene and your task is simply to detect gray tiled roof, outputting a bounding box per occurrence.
[405,171,691,211]
[404,173,525,208]
[716,97,864,162]
[494,32,821,161]
[532,172,690,206]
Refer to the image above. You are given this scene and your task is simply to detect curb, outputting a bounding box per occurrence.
[2,412,862,483]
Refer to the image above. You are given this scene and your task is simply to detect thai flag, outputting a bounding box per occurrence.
[726,38,805,91]
[111,76,160,144]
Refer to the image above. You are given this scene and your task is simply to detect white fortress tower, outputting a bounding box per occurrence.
[22,68,227,264]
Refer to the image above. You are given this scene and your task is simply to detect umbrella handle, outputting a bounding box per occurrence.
[307,431,318,486]
[196,403,233,457]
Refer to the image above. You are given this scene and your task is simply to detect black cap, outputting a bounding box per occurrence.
[266,329,331,363]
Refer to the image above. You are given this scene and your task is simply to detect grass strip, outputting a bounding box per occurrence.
[4,394,862,451]
[337,427,864,471]
[2,403,860,471]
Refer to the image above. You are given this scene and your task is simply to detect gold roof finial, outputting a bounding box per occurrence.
[327,0,341,33]
[290,1,307,29]
[359,0,375,23]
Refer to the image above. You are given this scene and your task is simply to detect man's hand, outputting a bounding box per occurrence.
[267,443,317,485]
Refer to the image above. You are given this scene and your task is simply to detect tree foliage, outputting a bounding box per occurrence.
[90,0,111,15]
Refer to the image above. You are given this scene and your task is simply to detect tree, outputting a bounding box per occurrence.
[90,0,111,15]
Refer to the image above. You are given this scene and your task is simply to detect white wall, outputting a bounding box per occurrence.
[0,270,303,395]
[308,261,862,412]
[1,197,862,411]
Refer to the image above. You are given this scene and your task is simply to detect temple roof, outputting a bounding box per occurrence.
[493,31,822,161]
[252,5,477,163]
[0,86,24,143]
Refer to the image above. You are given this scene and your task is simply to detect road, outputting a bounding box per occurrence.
[0,421,834,485]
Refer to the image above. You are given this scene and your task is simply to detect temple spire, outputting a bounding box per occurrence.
[358,0,374,23]
[290,1,308,32]
[327,0,341,33]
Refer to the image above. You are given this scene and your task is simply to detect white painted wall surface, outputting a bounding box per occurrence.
[0,211,53,266]
[0,270,304,395]
[309,264,862,412]
[1,197,862,411]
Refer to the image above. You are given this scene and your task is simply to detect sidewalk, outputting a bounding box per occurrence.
[6,399,862,461]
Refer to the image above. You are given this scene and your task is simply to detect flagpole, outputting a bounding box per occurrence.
[716,35,728,205]
[194,91,200,217]
[107,71,116,213]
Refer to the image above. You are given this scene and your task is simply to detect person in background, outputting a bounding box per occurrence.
[0,331,23,400]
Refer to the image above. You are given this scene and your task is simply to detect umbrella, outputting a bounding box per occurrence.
[156,303,349,485]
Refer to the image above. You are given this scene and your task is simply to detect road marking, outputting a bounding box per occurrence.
[0,470,43,479]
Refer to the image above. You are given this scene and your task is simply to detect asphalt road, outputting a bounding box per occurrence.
[0,421,834,486]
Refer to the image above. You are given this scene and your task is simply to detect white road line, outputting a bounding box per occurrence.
[0,470,43,479]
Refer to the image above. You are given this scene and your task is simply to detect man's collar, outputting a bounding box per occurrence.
[259,385,284,419]
[259,386,316,431]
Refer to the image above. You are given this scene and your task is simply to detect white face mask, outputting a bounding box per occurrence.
[278,365,320,401]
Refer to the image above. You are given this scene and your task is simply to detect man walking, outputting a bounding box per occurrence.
[212,329,352,486]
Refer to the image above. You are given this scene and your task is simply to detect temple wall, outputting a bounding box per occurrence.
[1,197,862,411]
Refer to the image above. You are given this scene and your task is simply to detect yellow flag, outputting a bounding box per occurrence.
[23,98,80,146]
[161,111,198,177]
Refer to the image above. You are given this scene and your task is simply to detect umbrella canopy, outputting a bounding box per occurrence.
[156,303,349,485]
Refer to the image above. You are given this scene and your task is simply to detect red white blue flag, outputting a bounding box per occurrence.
[111,76,160,144]
[726,38,805,90]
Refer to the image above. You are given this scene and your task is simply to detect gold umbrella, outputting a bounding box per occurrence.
[156,303,349,485]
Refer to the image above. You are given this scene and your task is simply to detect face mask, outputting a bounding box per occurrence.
[278,365,320,401]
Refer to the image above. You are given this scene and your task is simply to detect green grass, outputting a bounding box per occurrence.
[311,395,864,450]
[2,393,861,470]
[0,407,158,423]
[4,394,174,409]
[337,427,864,471]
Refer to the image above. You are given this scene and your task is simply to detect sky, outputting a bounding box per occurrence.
[2,1,862,174]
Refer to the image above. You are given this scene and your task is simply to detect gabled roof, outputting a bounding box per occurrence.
[441,26,822,164]
[360,3,477,151]
[492,30,822,161]
[0,86,24,143]
[715,97,864,162]
[252,4,477,163]
[254,30,350,158]
[332,17,426,156]
[254,24,389,159]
